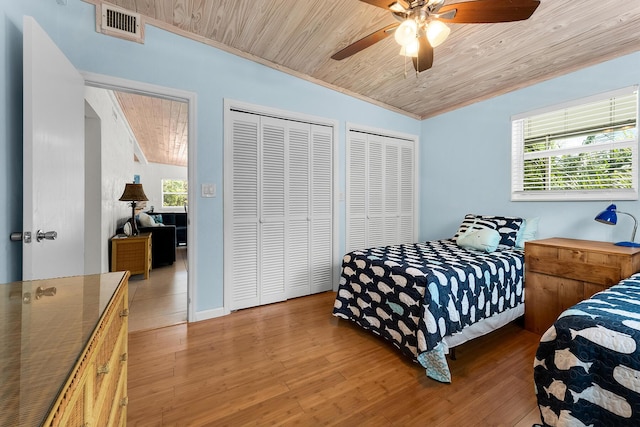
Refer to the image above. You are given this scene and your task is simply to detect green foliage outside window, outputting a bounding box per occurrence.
[523,132,634,191]
[513,87,638,200]
[162,179,188,208]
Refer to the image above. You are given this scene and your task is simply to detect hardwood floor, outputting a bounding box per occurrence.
[128,246,188,332]
[127,291,543,426]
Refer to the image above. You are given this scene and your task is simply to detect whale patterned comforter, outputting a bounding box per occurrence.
[534,273,640,426]
[332,239,525,383]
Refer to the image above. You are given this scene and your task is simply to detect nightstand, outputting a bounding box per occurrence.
[110,233,152,279]
[524,237,640,334]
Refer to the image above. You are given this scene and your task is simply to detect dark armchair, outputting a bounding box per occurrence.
[150,212,187,246]
[138,225,176,267]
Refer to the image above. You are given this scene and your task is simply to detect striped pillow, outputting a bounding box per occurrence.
[454,214,524,248]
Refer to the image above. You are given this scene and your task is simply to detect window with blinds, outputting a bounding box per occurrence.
[511,86,639,201]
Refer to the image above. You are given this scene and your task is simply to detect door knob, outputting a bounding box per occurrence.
[36,230,57,242]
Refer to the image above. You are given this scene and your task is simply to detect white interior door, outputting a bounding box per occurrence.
[23,16,85,280]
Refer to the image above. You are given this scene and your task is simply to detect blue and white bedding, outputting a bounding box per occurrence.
[534,273,640,426]
[332,239,525,382]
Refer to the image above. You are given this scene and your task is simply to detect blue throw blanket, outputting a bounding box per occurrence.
[534,273,640,426]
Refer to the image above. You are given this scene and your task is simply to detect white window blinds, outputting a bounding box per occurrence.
[511,86,639,201]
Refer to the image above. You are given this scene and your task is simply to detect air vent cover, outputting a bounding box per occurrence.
[99,3,144,43]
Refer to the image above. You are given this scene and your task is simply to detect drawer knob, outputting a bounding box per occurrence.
[120,396,129,407]
[97,363,110,375]
[121,352,128,362]
[120,308,129,317]
[35,286,56,300]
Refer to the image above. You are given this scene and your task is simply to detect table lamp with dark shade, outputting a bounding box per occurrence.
[119,182,148,236]
[594,203,640,247]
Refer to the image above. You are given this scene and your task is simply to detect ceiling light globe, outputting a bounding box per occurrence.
[399,39,420,57]
[426,20,450,47]
[394,19,418,47]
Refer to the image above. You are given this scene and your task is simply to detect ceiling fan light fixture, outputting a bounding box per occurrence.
[426,20,450,47]
[394,19,418,47]
[399,39,420,57]
[388,0,409,13]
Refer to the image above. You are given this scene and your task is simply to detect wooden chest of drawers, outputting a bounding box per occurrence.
[524,238,640,334]
[1,272,129,427]
[43,272,130,426]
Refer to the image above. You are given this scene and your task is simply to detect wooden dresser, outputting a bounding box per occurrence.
[524,238,640,334]
[0,272,130,426]
[111,233,152,279]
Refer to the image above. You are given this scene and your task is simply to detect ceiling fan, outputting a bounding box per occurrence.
[331,0,541,73]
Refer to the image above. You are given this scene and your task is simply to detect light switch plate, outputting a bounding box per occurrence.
[201,183,216,198]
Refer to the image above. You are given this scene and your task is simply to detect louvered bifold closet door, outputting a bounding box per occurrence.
[346,129,416,252]
[398,142,415,243]
[310,124,334,293]
[230,112,260,310]
[286,122,311,299]
[384,139,400,245]
[346,133,367,252]
[227,107,335,310]
[260,117,287,305]
[367,135,385,248]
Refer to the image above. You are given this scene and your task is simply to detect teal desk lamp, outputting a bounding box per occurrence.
[595,203,640,247]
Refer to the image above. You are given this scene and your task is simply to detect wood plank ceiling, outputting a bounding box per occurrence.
[115,91,188,167]
[90,0,640,165]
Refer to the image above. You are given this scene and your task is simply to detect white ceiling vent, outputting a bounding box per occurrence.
[99,3,144,43]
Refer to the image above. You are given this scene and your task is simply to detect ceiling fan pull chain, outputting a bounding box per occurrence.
[404,55,408,79]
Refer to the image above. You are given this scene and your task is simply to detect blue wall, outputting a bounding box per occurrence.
[420,52,640,244]
[0,1,419,313]
[3,1,639,314]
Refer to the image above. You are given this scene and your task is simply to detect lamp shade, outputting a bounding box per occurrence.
[594,203,640,247]
[119,183,149,202]
[394,19,418,47]
[426,20,450,48]
[399,39,420,57]
[594,203,617,225]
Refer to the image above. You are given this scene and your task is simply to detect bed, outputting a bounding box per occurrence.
[534,272,640,426]
[333,214,533,383]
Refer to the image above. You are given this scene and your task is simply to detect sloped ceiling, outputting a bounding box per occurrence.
[91,0,640,120]
[91,0,640,166]
[115,91,188,167]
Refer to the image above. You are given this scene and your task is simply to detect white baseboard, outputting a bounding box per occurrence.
[194,307,226,322]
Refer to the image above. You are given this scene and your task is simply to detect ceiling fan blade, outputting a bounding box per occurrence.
[331,23,398,60]
[412,37,434,73]
[358,0,397,10]
[438,0,540,24]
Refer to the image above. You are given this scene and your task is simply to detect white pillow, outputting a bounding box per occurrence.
[138,212,156,227]
[457,227,500,253]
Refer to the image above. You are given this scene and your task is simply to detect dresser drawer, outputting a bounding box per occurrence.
[94,329,127,426]
[93,288,127,402]
[526,252,621,286]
